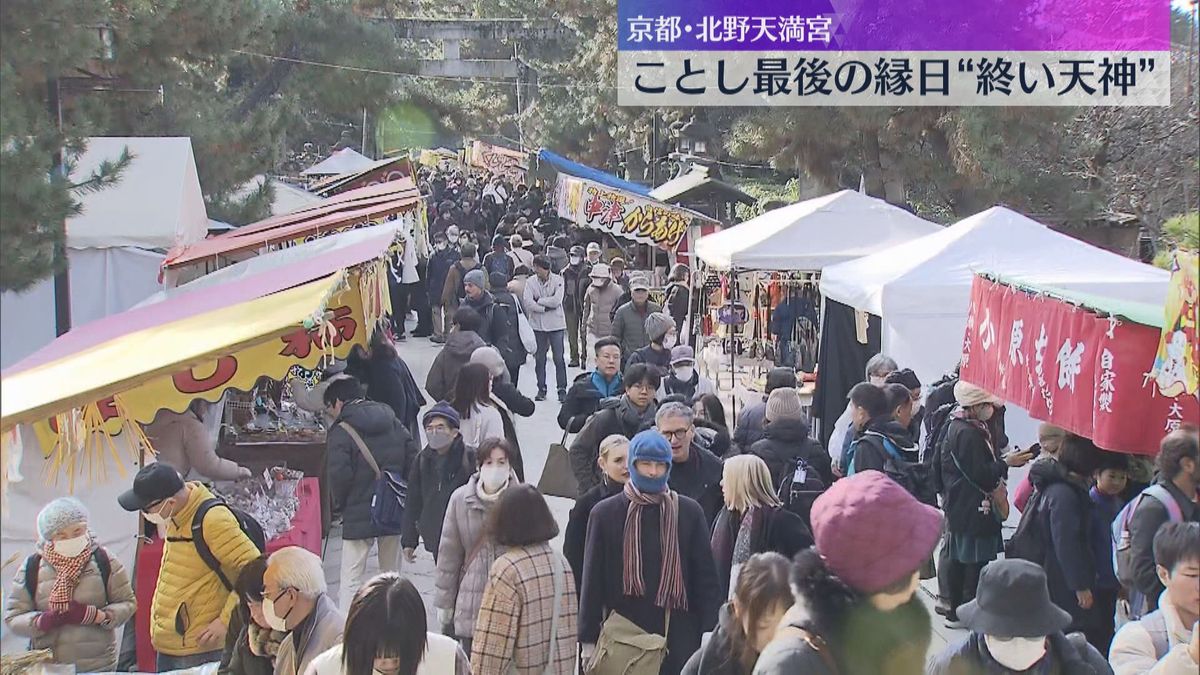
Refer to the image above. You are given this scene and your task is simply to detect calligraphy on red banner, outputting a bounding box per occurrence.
[960,276,1198,456]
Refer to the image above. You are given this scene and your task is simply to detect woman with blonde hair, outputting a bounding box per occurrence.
[563,434,629,594]
[710,455,813,600]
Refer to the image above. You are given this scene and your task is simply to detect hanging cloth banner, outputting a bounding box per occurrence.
[466,140,527,181]
[1149,250,1199,398]
[554,173,708,250]
[30,279,369,448]
[960,275,1198,456]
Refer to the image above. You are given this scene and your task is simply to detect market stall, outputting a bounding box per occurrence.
[820,205,1170,445]
[691,189,942,425]
[959,270,1197,455]
[1,225,398,668]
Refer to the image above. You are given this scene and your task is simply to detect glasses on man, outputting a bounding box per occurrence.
[660,428,691,441]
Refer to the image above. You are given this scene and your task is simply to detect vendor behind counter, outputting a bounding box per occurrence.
[145,400,252,482]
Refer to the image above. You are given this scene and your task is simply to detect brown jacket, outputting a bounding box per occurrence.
[470,543,577,675]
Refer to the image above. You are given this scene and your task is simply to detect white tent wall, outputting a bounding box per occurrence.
[1,248,166,369]
[0,425,140,655]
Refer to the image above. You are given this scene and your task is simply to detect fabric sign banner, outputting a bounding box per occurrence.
[961,275,1198,456]
[467,140,527,181]
[554,173,700,250]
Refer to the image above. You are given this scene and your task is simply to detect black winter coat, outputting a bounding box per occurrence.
[710,506,813,601]
[557,371,623,433]
[400,438,474,554]
[569,397,657,492]
[681,604,744,675]
[851,417,917,474]
[748,418,832,487]
[491,380,534,417]
[349,351,426,438]
[940,418,1007,537]
[465,290,523,366]
[627,343,672,376]
[580,492,722,675]
[732,400,768,453]
[1029,460,1096,628]
[669,440,725,526]
[426,248,459,304]
[327,400,420,539]
[564,479,623,596]
[695,420,733,460]
[927,631,1111,675]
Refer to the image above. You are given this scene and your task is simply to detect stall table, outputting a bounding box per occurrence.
[134,477,322,672]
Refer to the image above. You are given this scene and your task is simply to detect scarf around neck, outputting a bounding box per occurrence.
[622,482,687,611]
[40,537,96,612]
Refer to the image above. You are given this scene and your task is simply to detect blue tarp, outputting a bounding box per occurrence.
[537,149,652,196]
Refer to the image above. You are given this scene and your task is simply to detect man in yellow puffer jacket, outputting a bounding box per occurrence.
[119,463,261,671]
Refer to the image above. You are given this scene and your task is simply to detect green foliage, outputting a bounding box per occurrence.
[1154,211,1200,269]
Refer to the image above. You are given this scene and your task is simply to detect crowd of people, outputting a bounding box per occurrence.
[6,165,1199,675]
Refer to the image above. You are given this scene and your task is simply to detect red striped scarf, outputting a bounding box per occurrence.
[40,539,96,612]
[622,482,688,611]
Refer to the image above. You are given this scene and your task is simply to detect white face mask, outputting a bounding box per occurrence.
[570,255,581,265]
[262,592,291,632]
[52,534,90,558]
[143,501,170,525]
[673,366,694,382]
[426,429,455,451]
[435,242,447,251]
[984,635,1047,670]
[480,465,509,492]
[661,334,678,349]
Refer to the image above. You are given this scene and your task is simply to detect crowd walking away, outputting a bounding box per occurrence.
[11,163,1200,675]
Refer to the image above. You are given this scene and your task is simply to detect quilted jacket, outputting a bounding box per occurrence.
[152,482,262,655]
[5,548,136,671]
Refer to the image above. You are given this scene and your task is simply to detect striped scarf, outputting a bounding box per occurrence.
[622,482,688,611]
[40,539,96,612]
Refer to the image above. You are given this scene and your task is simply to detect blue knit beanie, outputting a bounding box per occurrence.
[37,497,90,541]
[627,429,672,493]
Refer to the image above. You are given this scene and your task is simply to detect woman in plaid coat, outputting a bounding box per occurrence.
[470,485,578,674]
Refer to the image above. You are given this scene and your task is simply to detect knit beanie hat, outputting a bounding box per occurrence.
[422,402,461,429]
[765,387,805,423]
[463,269,487,290]
[645,312,674,342]
[470,346,507,379]
[627,429,673,492]
[954,381,1003,408]
[37,497,90,541]
[810,471,942,594]
[488,271,509,290]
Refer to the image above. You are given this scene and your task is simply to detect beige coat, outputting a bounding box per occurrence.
[5,549,136,672]
[581,283,622,339]
[433,472,515,637]
[1109,591,1197,675]
[273,594,344,675]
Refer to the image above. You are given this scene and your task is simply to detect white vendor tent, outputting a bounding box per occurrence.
[1,137,208,369]
[300,147,374,176]
[694,189,943,270]
[233,174,324,215]
[820,206,1170,387]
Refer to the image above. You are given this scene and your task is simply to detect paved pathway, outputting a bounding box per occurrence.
[321,320,966,658]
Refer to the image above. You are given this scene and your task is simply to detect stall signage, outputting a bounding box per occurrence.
[33,289,367,448]
[960,275,1197,456]
[554,173,700,250]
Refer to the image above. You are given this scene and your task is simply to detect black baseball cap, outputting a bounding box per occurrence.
[118,463,185,511]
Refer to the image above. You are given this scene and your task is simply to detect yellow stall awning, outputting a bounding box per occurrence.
[1,274,344,431]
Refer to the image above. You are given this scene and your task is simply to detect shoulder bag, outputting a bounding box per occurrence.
[339,421,407,534]
[537,429,579,499]
[585,609,670,675]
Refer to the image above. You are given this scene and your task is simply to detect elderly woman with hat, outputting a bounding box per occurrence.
[928,559,1111,674]
[5,498,136,672]
[581,263,622,356]
[940,382,1035,628]
[753,470,942,674]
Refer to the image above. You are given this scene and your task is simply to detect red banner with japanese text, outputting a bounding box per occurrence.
[961,275,1198,456]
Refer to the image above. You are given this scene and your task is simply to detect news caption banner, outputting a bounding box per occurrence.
[616,0,1171,106]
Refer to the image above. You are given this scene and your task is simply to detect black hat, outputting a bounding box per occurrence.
[118,463,185,512]
[959,559,1072,638]
[765,367,798,394]
[885,368,922,391]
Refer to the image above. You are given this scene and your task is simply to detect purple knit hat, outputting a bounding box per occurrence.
[810,470,942,594]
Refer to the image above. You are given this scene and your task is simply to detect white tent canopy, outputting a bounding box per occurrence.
[66,137,209,250]
[300,148,374,176]
[694,189,943,270]
[820,206,1170,386]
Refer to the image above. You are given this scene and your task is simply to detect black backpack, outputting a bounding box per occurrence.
[24,548,111,603]
[777,457,827,529]
[924,402,958,495]
[1005,488,1048,564]
[189,498,267,590]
